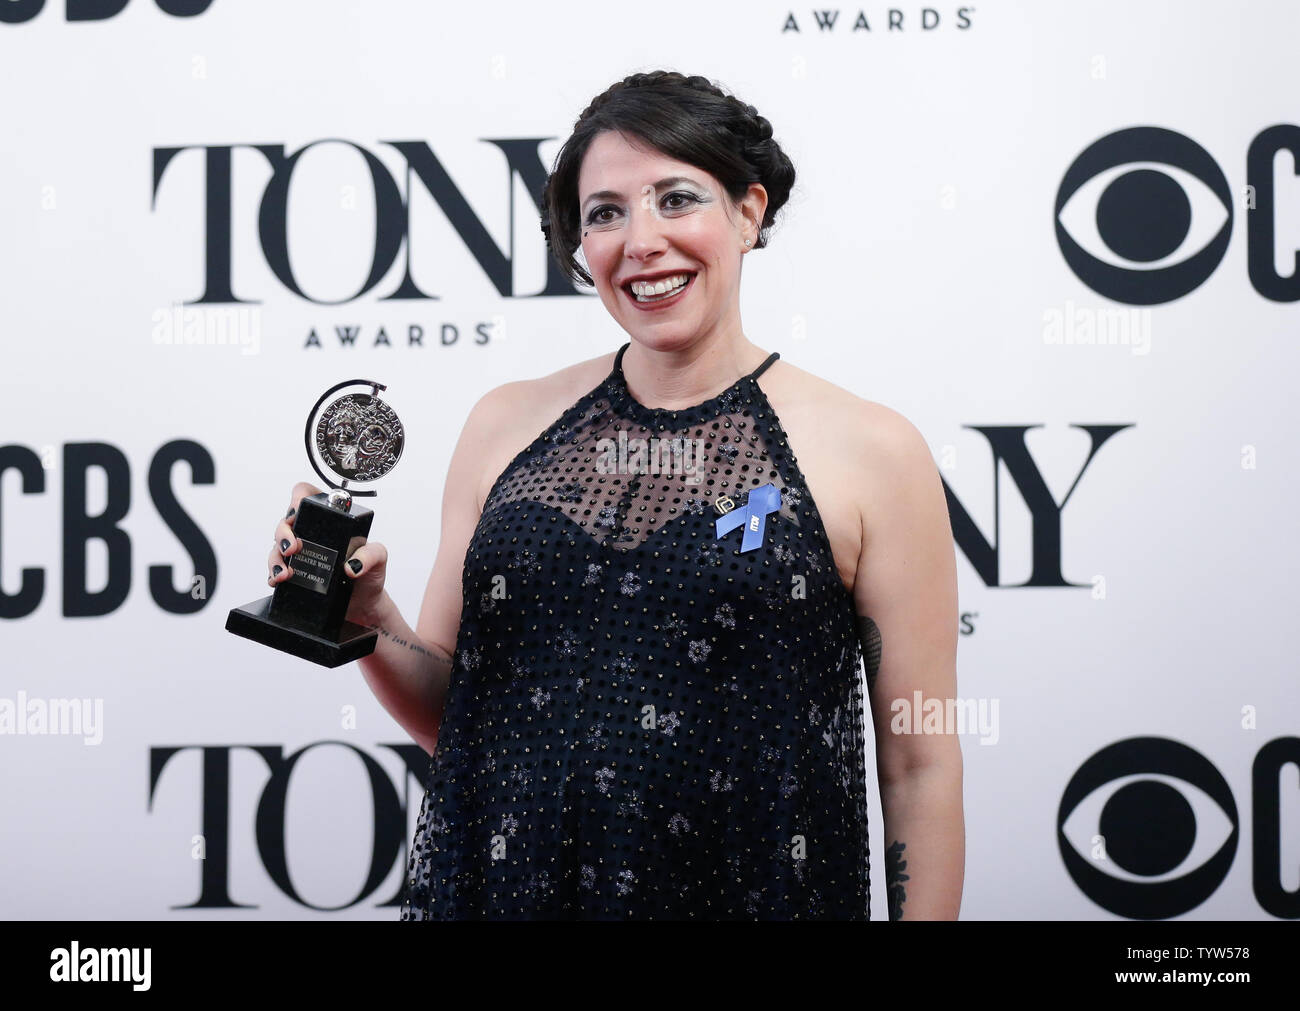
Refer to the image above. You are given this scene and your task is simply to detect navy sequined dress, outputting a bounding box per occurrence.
[400,343,871,920]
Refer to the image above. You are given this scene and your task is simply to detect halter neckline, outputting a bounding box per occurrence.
[607,342,780,428]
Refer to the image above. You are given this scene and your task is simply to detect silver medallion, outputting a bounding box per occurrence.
[314,393,405,484]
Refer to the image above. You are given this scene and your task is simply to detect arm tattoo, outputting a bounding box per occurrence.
[861,618,907,919]
[857,614,882,692]
[369,625,451,669]
[885,839,909,921]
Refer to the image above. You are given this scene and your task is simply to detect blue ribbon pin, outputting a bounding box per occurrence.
[715,483,782,552]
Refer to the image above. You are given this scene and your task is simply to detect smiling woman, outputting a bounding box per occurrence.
[540,74,793,285]
[283,69,963,921]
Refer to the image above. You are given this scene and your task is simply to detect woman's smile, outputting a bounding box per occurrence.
[621,271,698,311]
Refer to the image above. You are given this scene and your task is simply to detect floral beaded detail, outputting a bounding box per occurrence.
[400,342,870,920]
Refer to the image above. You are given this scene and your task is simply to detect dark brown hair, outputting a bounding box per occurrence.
[540,70,797,288]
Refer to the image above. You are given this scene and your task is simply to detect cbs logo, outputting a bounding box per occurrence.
[0,0,210,22]
[1058,735,1298,919]
[1055,125,1299,304]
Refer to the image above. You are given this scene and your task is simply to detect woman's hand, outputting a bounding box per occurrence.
[266,480,391,627]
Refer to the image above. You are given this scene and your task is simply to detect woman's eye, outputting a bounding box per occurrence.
[586,192,699,227]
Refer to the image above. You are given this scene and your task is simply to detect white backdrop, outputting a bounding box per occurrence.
[0,0,1296,920]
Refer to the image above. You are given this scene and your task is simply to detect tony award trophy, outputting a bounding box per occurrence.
[225,379,404,668]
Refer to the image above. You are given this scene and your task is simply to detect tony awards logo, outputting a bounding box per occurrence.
[226,380,404,667]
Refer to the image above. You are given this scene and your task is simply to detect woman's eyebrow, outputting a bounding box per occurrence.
[581,176,704,210]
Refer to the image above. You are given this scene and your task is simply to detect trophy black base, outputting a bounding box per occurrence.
[226,595,378,668]
[225,492,378,668]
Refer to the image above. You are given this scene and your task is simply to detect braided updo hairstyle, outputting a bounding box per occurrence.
[540,70,797,288]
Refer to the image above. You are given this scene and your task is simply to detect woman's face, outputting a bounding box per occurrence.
[576,130,766,355]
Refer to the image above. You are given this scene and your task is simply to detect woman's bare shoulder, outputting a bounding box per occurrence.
[467,349,617,431]
[764,357,929,464]
[457,351,616,506]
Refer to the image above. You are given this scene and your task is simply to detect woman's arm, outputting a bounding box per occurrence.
[353,388,506,757]
[853,404,964,920]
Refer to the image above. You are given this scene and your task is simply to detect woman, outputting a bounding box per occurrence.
[268,70,963,920]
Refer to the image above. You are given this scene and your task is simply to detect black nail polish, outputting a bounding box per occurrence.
[348,558,363,574]
[272,564,283,576]
[280,538,291,552]
[285,507,296,519]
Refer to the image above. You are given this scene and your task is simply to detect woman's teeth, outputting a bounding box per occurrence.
[629,273,691,301]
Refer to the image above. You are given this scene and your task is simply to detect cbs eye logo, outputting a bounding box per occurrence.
[1058,736,1299,920]
[1055,127,1231,305]
[1055,124,1300,304]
